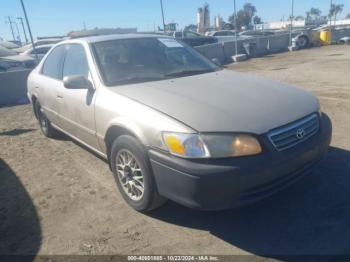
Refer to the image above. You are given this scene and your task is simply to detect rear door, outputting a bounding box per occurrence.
[37,45,66,124]
[56,44,99,149]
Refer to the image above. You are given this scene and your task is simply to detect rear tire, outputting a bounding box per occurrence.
[110,135,167,212]
[296,35,309,49]
[34,101,57,138]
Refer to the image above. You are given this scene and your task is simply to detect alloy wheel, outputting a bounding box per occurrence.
[116,149,145,201]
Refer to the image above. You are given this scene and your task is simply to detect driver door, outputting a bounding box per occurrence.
[56,44,99,149]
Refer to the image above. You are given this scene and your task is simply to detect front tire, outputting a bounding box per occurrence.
[110,135,166,212]
[34,101,57,138]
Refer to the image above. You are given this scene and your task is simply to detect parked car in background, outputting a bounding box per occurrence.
[206,30,237,37]
[14,38,62,53]
[339,37,350,45]
[0,40,20,49]
[20,44,54,61]
[206,30,253,43]
[172,30,217,46]
[239,30,276,37]
[0,45,17,57]
[28,34,332,212]
[0,58,24,72]
[0,54,36,71]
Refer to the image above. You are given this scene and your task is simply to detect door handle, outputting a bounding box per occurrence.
[57,95,63,99]
[35,86,39,89]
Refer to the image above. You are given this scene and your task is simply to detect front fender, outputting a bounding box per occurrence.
[105,117,148,145]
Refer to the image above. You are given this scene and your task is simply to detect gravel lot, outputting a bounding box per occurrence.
[1,45,350,258]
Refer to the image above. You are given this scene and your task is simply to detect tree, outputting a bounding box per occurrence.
[329,4,344,22]
[310,7,322,17]
[243,3,257,26]
[223,23,234,30]
[295,15,304,21]
[306,7,322,23]
[346,13,350,19]
[228,2,257,30]
[306,11,311,22]
[184,24,197,32]
[229,10,249,30]
[253,16,262,25]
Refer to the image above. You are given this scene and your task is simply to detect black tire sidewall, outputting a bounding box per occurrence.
[110,135,157,211]
[298,36,309,48]
[34,100,57,138]
[34,101,49,137]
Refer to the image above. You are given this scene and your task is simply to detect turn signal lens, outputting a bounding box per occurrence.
[163,134,185,156]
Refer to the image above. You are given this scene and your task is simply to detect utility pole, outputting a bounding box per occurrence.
[17,17,28,43]
[289,0,294,46]
[160,0,166,32]
[20,0,39,62]
[14,21,22,44]
[329,0,333,44]
[233,0,238,56]
[5,16,16,41]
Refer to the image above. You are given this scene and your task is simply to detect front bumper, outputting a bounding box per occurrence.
[149,113,332,210]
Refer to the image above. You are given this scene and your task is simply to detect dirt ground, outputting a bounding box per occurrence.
[1,45,350,258]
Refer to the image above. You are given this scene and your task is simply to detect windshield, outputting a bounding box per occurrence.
[92,38,219,86]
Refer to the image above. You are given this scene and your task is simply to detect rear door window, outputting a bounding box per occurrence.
[42,45,66,79]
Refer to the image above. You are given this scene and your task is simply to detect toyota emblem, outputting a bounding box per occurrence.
[296,128,305,139]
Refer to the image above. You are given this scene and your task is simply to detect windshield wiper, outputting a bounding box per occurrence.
[165,69,214,77]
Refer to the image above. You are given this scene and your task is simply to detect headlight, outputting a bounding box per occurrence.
[162,132,210,158]
[201,134,262,158]
[162,132,262,159]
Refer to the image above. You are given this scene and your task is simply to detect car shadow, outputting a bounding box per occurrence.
[149,147,350,259]
[0,128,35,136]
[0,159,41,257]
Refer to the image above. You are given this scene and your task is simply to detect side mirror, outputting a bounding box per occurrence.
[211,58,222,66]
[63,75,94,90]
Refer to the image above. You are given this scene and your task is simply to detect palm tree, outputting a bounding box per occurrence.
[305,11,311,23]
[329,4,344,24]
[310,8,322,17]
[243,3,257,27]
[253,16,262,25]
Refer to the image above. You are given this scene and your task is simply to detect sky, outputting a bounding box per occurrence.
[1,0,349,41]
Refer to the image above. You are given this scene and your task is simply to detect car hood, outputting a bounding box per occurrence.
[111,70,319,134]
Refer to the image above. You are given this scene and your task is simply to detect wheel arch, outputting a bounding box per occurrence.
[104,124,147,167]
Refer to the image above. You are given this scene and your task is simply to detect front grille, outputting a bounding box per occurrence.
[268,114,320,151]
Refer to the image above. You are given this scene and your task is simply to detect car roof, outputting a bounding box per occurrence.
[62,34,171,45]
